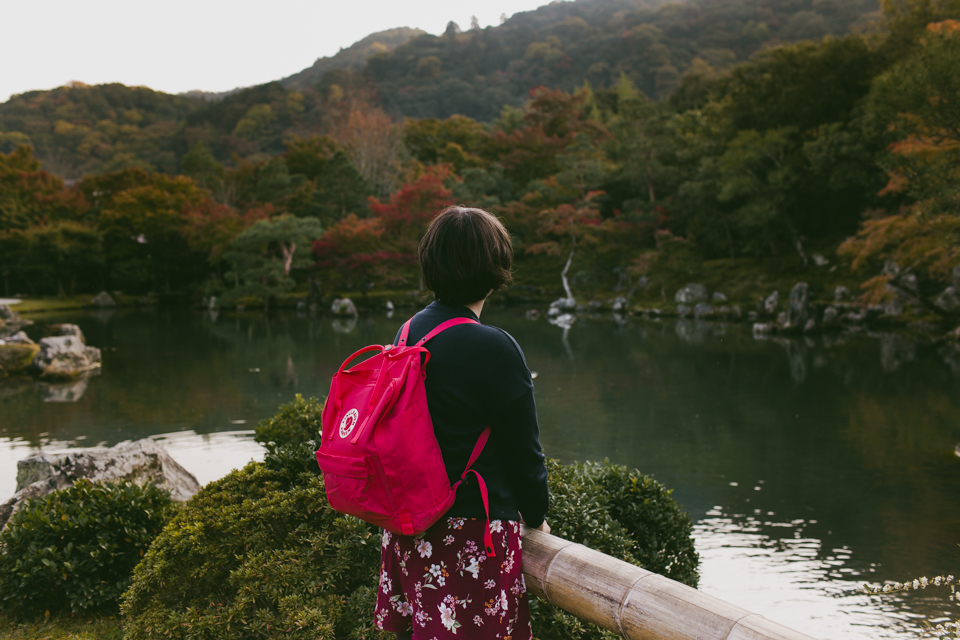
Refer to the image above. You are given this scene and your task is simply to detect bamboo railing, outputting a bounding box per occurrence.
[521,528,819,640]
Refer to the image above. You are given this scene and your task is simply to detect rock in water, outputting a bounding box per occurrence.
[0,439,200,529]
[47,323,85,344]
[674,284,708,304]
[91,291,116,307]
[712,292,728,302]
[0,343,41,377]
[32,335,101,381]
[548,313,576,329]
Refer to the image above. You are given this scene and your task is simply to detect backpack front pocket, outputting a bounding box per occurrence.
[316,449,393,525]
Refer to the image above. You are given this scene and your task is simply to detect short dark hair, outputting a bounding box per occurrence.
[418,206,514,306]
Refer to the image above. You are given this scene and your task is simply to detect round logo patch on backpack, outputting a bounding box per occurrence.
[339,408,359,438]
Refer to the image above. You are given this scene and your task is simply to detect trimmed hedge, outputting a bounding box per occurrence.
[0,480,173,616]
[120,395,700,640]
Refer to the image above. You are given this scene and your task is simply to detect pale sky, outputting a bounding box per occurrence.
[0,0,551,103]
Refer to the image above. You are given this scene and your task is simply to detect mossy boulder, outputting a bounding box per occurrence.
[0,342,40,377]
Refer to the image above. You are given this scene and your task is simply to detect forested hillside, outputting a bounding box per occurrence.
[0,0,879,176]
[1,0,958,327]
[367,0,878,120]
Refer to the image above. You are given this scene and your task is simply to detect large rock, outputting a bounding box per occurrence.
[91,291,116,307]
[31,335,101,381]
[674,284,707,304]
[0,343,41,377]
[47,323,85,343]
[780,282,810,332]
[0,439,200,529]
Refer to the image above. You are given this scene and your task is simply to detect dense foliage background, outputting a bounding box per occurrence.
[1,0,958,317]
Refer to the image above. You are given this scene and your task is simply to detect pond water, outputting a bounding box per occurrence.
[1,306,959,639]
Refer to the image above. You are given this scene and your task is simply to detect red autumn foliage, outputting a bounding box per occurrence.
[313,166,454,291]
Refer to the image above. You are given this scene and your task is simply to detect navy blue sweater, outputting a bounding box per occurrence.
[394,301,549,528]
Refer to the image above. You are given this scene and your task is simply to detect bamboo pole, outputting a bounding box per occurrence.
[521,528,819,640]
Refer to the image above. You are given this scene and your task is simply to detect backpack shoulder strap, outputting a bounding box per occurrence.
[416,317,479,346]
[398,319,413,346]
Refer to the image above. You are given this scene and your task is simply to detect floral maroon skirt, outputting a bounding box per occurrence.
[375,517,532,639]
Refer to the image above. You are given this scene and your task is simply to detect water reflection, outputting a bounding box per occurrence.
[0,308,957,639]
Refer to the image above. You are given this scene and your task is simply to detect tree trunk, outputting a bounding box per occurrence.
[723,217,736,267]
[281,242,296,277]
[560,241,576,302]
[781,213,808,267]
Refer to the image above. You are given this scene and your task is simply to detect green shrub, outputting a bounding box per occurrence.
[253,393,323,475]
[532,459,700,640]
[0,480,173,616]
[119,462,385,640]
[120,396,700,640]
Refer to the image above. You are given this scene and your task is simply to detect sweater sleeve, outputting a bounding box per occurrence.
[489,380,549,528]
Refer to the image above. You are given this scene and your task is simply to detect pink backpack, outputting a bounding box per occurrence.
[316,317,495,556]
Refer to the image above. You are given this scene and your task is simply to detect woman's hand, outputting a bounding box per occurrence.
[519,514,550,535]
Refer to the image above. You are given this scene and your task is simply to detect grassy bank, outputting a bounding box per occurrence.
[8,295,139,315]
[0,613,122,640]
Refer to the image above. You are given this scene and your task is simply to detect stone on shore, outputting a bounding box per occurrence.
[32,335,101,381]
[764,290,780,314]
[548,297,576,317]
[674,284,707,304]
[91,291,116,307]
[693,303,714,320]
[780,282,810,332]
[0,438,201,529]
[934,286,960,313]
